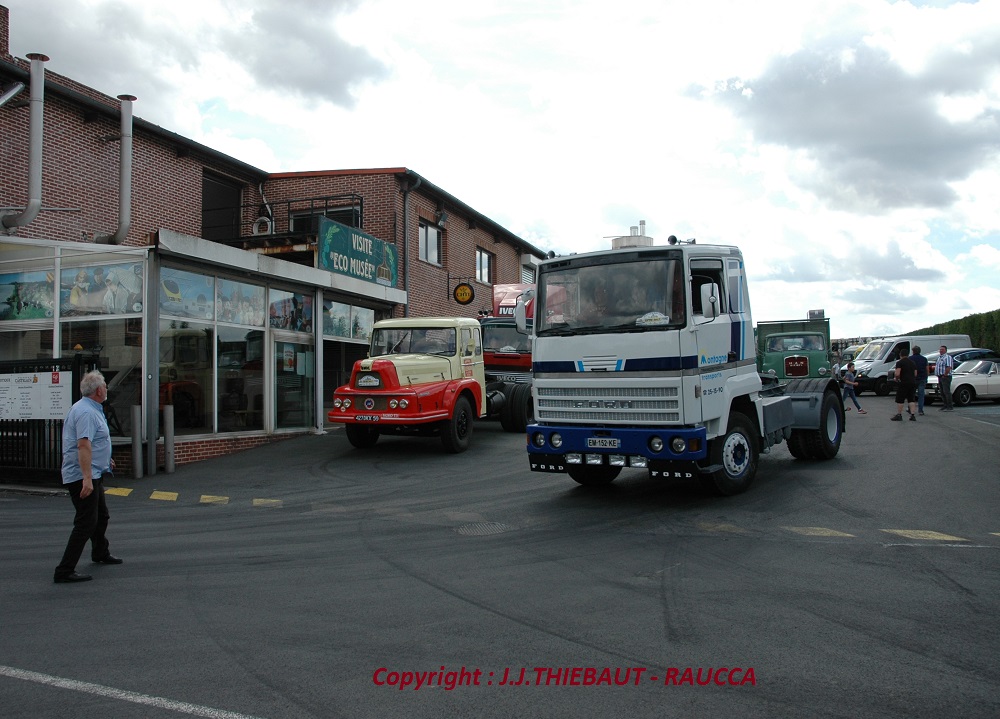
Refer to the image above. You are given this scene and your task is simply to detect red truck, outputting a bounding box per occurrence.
[480,284,534,432]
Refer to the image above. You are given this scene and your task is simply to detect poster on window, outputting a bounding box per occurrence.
[0,270,55,321]
[322,300,351,339]
[282,343,296,372]
[352,306,375,341]
[216,278,265,326]
[60,262,144,317]
[160,267,215,320]
[269,290,313,332]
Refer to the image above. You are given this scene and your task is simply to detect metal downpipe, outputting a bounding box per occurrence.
[98,94,137,244]
[401,173,421,317]
[2,53,48,230]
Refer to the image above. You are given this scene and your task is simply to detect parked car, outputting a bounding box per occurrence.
[927,359,1000,406]
[888,347,1000,400]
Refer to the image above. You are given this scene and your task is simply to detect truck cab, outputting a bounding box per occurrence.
[328,317,487,453]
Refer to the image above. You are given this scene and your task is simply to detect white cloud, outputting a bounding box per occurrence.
[6,0,1000,338]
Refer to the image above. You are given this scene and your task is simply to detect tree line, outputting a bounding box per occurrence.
[909,307,1000,352]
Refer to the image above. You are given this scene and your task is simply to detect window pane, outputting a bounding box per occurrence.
[217,327,264,432]
[160,267,215,321]
[268,289,313,332]
[216,278,265,326]
[275,341,314,429]
[159,320,214,435]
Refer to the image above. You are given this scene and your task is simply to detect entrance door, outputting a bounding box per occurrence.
[272,336,315,429]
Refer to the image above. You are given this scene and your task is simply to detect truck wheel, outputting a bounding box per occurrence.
[441,396,474,453]
[804,389,843,460]
[874,377,889,396]
[953,385,974,406]
[500,383,532,433]
[567,464,621,486]
[786,430,810,459]
[345,425,379,449]
[701,412,759,496]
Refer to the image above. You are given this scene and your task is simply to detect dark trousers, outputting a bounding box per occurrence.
[55,476,111,577]
[939,375,953,409]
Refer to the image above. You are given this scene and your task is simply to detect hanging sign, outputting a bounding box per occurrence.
[318,217,398,287]
[453,282,475,305]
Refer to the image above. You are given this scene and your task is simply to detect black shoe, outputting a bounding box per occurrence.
[890,414,902,421]
[918,411,925,416]
[54,572,93,583]
[93,554,123,565]
[909,415,916,421]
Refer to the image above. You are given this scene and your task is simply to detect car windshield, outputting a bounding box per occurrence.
[370,327,456,356]
[535,257,685,335]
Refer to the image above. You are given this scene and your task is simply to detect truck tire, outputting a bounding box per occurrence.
[701,412,759,496]
[500,383,532,433]
[874,377,889,396]
[345,425,379,449]
[567,464,621,486]
[441,396,474,453]
[804,389,843,460]
[953,385,974,407]
[786,430,810,459]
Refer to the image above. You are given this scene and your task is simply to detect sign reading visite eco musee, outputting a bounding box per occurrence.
[318,217,398,288]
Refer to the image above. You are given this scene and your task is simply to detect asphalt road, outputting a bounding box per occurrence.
[2,394,999,718]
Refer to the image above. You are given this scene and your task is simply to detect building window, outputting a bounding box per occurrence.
[476,249,494,284]
[419,222,441,265]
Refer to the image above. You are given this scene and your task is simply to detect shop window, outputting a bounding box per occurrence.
[217,327,264,433]
[159,320,214,435]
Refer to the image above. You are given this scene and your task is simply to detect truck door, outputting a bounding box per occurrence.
[690,258,732,425]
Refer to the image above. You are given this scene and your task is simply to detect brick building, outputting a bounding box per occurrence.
[0,4,545,475]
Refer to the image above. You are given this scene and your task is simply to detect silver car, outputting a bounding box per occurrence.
[927,359,1000,406]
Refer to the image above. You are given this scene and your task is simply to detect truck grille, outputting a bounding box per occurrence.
[536,386,679,423]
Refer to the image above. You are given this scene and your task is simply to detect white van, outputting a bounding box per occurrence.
[853,334,971,395]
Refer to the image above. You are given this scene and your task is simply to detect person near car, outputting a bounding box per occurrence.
[892,348,918,422]
[911,346,929,416]
[936,345,954,411]
[841,362,867,414]
[54,370,123,584]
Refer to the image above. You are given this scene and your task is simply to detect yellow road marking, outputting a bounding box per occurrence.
[782,526,855,537]
[200,495,229,505]
[252,498,282,508]
[105,487,133,497]
[881,529,967,541]
[149,490,178,501]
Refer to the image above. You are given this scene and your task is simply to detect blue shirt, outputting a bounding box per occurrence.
[911,353,929,381]
[61,396,112,484]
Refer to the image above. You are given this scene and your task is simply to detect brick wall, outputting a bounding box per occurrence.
[110,432,301,475]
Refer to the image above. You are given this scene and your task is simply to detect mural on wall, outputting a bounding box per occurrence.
[60,263,144,317]
[160,267,215,321]
[216,278,266,326]
[0,270,55,321]
[269,289,313,332]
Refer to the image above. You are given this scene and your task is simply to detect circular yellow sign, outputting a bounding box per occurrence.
[453,282,475,305]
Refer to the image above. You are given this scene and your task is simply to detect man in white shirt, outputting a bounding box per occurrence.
[935,346,954,411]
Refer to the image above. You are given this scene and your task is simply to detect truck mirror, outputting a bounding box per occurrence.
[700,283,719,320]
[514,300,527,333]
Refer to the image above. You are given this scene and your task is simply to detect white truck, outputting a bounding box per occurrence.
[515,237,845,494]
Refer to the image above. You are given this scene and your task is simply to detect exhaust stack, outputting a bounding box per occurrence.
[2,53,48,231]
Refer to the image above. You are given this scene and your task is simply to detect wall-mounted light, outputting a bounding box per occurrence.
[436,210,448,226]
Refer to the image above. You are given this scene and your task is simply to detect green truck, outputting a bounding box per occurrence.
[755,315,834,380]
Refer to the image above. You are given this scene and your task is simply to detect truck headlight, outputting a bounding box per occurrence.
[550,433,563,448]
[333,398,342,408]
[342,398,352,408]
[532,432,546,447]
[399,399,409,409]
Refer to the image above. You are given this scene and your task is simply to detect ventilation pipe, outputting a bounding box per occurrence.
[97,94,137,244]
[0,80,25,108]
[2,53,48,231]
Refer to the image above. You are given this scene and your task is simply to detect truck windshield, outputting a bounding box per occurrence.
[371,327,457,356]
[482,322,531,352]
[535,258,684,335]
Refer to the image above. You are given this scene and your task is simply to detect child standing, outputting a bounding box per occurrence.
[842,362,867,413]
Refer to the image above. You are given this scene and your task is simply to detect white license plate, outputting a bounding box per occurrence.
[354,415,380,422]
[587,437,619,449]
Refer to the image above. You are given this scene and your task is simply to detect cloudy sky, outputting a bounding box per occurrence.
[7,0,1000,339]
